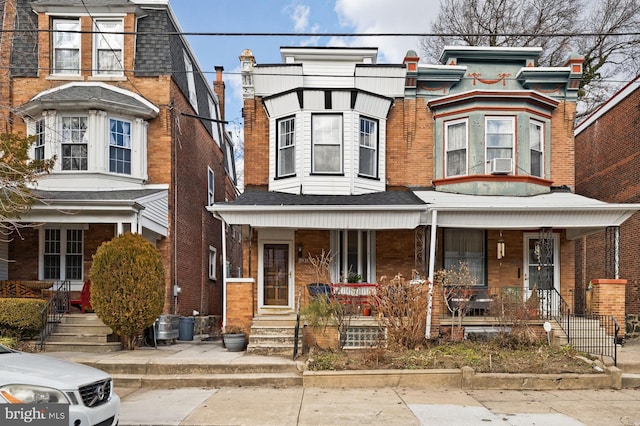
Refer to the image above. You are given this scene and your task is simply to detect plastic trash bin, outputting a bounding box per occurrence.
[178,316,195,341]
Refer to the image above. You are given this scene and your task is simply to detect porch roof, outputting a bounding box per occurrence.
[414,189,640,239]
[208,188,427,229]
[26,188,169,236]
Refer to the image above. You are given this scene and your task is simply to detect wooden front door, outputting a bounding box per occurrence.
[263,243,289,306]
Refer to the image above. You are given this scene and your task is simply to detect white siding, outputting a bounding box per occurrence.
[354,93,391,118]
[254,66,303,96]
[264,92,300,117]
[355,67,406,97]
[303,91,325,110]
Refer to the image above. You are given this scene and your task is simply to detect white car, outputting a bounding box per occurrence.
[0,343,120,426]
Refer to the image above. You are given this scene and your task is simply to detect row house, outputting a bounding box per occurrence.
[210,45,640,352]
[574,76,640,318]
[0,0,240,317]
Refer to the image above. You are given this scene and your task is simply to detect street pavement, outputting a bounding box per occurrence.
[115,386,640,425]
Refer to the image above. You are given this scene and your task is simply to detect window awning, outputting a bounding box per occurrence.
[414,190,640,239]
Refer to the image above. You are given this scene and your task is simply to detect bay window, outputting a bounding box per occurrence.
[486,117,514,162]
[109,119,131,174]
[530,120,544,177]
[277,116,295,177]
[312,114,342,174]
[52,19,80,75]
[359,117,378,178]
[61,116,88,171]
[445,119,467,177]
[34,119,45,161]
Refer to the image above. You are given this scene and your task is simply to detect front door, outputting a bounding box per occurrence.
[263,243,289,306]
[524,232,560,313]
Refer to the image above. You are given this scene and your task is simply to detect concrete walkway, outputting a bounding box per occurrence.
[45,337,640,425]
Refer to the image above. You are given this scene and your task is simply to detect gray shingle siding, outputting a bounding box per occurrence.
[135,9,172,76]
[11,0,39,77]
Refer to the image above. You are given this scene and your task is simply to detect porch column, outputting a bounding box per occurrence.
[426,210,437,338]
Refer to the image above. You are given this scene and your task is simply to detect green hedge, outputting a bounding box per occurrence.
[0,298,46,338]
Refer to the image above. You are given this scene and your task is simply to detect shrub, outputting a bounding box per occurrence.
[0,298,46,338]
[90,233,165,350]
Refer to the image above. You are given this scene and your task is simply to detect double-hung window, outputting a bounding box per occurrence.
[359,117,378,178]
[207,167,214,205]
[277,116,295,177]
[34,119,45,162]
[52,19,80,75]
[109,119,131,174]
[443,229,485,286]
[94,19,124,76]
[529,120,544,177]
[184,52,198,113]
[209,246,217,280]
[486,117,514,163]
[43,228,83,280]
[61,116,88,171]
[445,119,467,177]
[312,114,342,174]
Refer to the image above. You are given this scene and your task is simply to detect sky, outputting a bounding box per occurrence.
[169,0,440,149]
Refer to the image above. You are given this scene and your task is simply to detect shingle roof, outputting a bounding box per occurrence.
[226,188,426,207]
[33,188,166,202]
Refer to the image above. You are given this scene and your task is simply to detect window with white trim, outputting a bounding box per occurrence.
[43,228,83,280]
[94,19,124,76]
[34,119,45,162]
[208,246,217,280]
[359,117,378,178]
[207,167,214,205]
[332,230,375,283]
[529,120,544,177]
[277,116,295,177]
[486,117,514,163]
[443,229,485,286]
[445,119,467,177]
[61,116,88,171]
[208,95,221,147]
[312,114,342,174]
[52,19,80,75]
[184,52,198,113]
[109,118,131,174]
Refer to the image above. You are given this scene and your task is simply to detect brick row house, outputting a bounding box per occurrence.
[574,76,640,319]
[0,0,240,318]
[209,45,640,352]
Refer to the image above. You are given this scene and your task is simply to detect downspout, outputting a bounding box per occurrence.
[426,209,437,339]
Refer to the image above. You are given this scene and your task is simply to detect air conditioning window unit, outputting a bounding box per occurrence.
[490,158,512,175]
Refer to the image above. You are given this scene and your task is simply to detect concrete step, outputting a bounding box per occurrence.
[621,373,640,388]
[52,324,113,335]
[46,332,112,343]
[249,334,303,346]
[250,325,298,336]
[90,361,301,376]
[59,314,109,325]
[246,342,299,357]
[112,372,303,389]
[44,341,122,353]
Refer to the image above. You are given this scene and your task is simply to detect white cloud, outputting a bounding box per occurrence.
[285,3,311,32]
[333,0,438,63]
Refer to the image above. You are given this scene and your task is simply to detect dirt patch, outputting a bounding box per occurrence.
[306,341,604,374]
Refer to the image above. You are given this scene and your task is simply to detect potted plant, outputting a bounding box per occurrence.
[222,326,246,352]
[306,250,334,299]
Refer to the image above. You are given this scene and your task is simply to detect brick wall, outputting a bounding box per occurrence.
[591,279,627,328]
[242,98,270,186]
[575,87,640,315]
[225,279,254,333]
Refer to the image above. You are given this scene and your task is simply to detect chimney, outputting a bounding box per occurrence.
[213,66,225,121]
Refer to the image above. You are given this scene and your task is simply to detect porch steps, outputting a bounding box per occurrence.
[246,315,302,357]
[44,313,122,353]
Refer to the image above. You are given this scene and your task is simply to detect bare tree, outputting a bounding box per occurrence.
[0,132,54,241]
[420,0,640,117]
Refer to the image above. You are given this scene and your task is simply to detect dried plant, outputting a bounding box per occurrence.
[437,262,477,342]
[307,250,334,284]
[489,288,540,346]
[371,273,428,349]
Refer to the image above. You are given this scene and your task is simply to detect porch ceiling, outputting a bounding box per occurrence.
[414,190,640,239]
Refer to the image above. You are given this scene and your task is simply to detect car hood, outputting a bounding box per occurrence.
[0,352,111,390]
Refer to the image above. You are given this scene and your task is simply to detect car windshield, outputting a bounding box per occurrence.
[0,344,15,354]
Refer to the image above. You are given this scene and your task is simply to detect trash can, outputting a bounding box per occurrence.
[178,316,195,341]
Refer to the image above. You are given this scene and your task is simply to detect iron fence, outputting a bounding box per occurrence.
[39,280,70,350]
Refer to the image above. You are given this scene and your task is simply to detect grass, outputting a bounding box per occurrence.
[306,340,603,374]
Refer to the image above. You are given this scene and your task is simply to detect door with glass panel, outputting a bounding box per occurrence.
[263,244,289,306]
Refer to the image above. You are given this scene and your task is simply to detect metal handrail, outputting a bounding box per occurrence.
[38,280,70,350]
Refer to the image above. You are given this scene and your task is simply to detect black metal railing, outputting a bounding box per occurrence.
[565,313,619,365]
[39,280,71,350]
